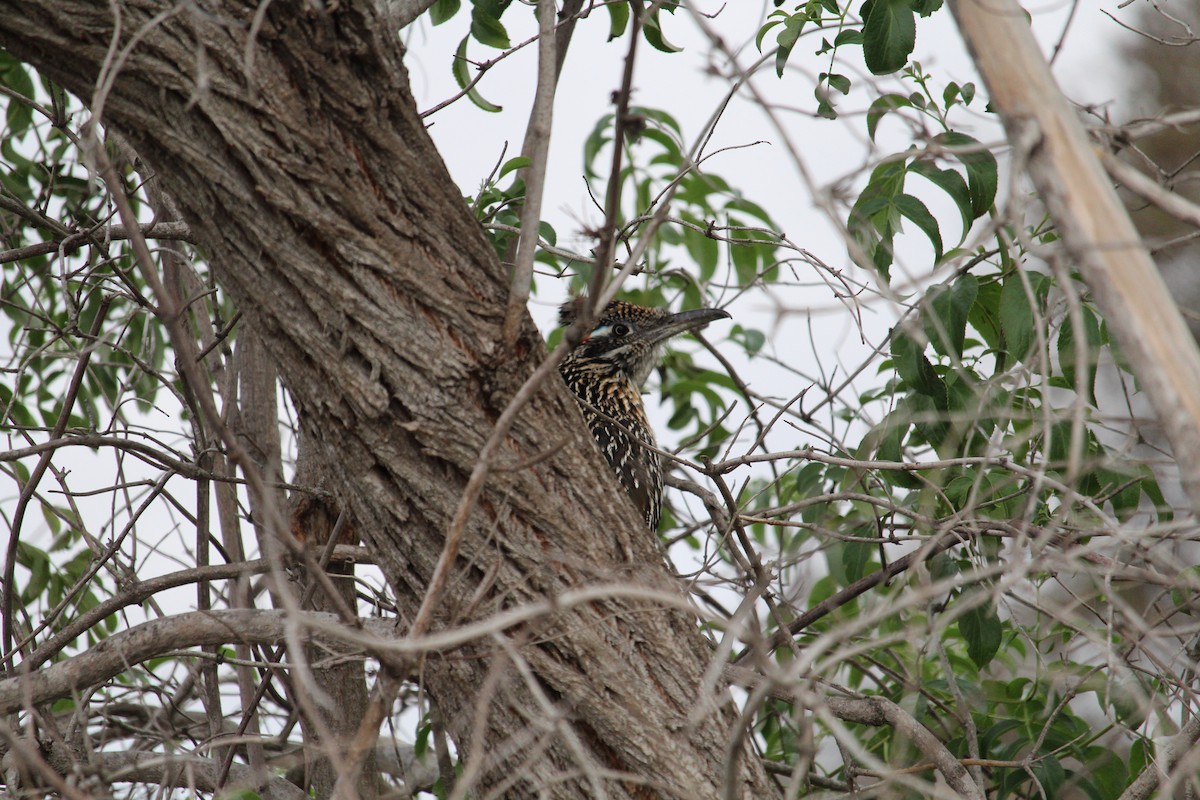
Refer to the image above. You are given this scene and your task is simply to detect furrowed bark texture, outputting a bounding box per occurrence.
[0,3,772,797]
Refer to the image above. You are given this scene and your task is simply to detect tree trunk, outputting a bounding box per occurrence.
[289,434,380,799]
[0,2,773,797]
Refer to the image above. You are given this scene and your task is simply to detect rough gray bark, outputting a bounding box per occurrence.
[0,2,773,797]
[288,435,380,799]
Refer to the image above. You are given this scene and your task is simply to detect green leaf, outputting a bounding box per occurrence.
[583,113,614,179]
[428,0,460,25]
[17,541,51,603]
[634,105,683,135]
[873,411,922,488]
[908,159,972,238]
[947,370,990,453]
[958,598,1002,668]
[777,13,806,50]
[729,227,764,285]
[934,131,997,219]
[834,29,864,46]
[1030,754,1066,796]
[772,14,801,79]
[1129,738,1149,780]
[643,9,683,54]
[743,329,766,356]
[453,36,502,112]
[730,325,766,357]
[999,271,1046,364]
[942,81,960,109]
[1045,419,1082,471]
[828,522,875,585]
[893,193,943,262]
[824,72,852,95]
[498,156,530,178]
[862,0,916,75]
[414,718,433,756]
[683,223,719,281]
[756,17,784,53]
[725,195,775,225]
[923,274,978,358]
[945,468,1014,518]
[867,223,896,278]
[470,0,512,49]
[1057,304,1101,407]
[847,160,907,279]
[891,328,945,398]
[793,462,825,498]
[639,127,682,160]
[777,12,806,59]
[1087,751,1129,800]
[866,93,911,142]
[0,54,35,136]
[40,501,62,536]
[902,390,950,455]
[605,1,630,40]
[1095,466,1143,522]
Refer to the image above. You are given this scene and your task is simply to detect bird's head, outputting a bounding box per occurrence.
[559,299,731,386]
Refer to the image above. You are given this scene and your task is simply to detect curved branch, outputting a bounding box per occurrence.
[1,610,333,714]
[28,739,308,800]
[2,584,699,716]
[21,557,278,671]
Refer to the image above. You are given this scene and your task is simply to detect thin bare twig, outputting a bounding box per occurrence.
[501,0,559,348]
[2,296,111,672]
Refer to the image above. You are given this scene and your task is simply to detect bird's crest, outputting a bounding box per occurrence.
[558,299,669,340]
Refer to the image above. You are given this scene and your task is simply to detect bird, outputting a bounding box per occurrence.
[558,298,731,530]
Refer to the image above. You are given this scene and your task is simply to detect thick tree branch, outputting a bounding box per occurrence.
[0,220,191,264]
[0,610,337,714]
[2,585,701,717]
[26,739,308,800]
[951,0,1200,510]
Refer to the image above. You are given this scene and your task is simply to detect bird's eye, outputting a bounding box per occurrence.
[612,323,631,337]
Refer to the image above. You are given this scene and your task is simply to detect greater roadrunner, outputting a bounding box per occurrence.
[559,299,731,530]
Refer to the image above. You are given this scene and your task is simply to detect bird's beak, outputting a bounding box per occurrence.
[649,307,732,345]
